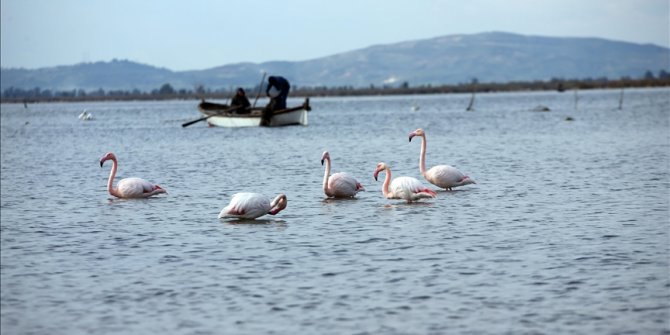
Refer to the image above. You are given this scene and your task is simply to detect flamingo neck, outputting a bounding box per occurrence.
[382,167,391,198]
[322,157,331,195]
[106,158,120,197]
[419,135,427,176]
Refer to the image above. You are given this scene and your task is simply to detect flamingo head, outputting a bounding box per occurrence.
[408,128,425,142]
[99,152,117,167]
[153,185,167,194]
[320,151,330,166]
[269,194,288,215]
[461,176,476,186]
[373,162,388,181]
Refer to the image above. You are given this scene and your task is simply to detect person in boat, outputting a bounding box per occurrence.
[265,76,290,110]
[230,87,251,114]
[261,76,291,126]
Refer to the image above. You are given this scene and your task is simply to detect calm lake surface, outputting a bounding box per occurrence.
[1,89,669,334]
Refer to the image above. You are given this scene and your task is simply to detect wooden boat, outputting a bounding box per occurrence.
[198,98,311,127]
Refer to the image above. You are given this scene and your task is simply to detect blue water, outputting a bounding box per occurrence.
[2,89,669,334]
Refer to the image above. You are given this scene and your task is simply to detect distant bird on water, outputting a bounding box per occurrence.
[99,152,166,198]
[373,162,436,203]
[79,110,93,120]
[321,151,365,198]
[219,193,288,219]
[409,128,475,191]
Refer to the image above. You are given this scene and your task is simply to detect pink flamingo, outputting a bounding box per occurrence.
[373,162,436,203]
[218,193,288,219]
[409,128,475,190]
[99,152,166,199]
[321,151,365,198]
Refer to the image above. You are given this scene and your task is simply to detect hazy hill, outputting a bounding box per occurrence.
[2,32,668,91]
[0,59,188,92]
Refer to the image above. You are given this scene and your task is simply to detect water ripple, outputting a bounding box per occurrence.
[2,89,669,334]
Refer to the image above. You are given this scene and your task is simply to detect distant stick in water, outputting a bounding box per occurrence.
[618,88,624,110]
[466,91,475,111]
[574,89,579,110]
[466,78,477,111]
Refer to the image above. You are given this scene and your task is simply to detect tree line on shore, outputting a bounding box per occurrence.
[2,70,669,104]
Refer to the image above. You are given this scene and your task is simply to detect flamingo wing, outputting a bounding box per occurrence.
[390,176,436,201]
[116,177,157,198]
[328,172,363,197]
[219,193,271,219]
[426,165,473,189]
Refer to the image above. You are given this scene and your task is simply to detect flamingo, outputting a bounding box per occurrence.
[218,193,288,219]
[409,128,475,190]
[321,151,365,198]
[99,152,166,198]
[373,162,436,203]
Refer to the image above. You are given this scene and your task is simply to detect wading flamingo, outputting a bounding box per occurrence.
[321,151,365,198]
[219,193,288,219]
[99,152,166,198]
[409,128,475,190]
[373,162,436,203]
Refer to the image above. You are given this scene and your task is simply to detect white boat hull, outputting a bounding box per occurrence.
[205,109,308,128]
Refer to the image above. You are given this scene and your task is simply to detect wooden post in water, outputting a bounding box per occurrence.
[618,88,624,110]
[466,78,477,111]
[466,91,475,111]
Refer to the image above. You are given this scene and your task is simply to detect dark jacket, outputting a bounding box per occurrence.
[266,76,290,110]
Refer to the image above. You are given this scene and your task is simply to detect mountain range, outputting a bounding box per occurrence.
[2,32,668,92]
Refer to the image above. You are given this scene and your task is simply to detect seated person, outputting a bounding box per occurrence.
[230,87,251,113]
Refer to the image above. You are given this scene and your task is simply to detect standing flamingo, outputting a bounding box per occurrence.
[99,152,166,199]
[321,151,365,198]
[409,128,475,190]
[373,162,436,203]
[218,193,288,219]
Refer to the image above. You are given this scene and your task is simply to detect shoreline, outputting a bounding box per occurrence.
[2,78,668,104]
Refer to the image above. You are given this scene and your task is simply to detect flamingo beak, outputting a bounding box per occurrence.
[99,154,111,167]
[409,133,415,142]
[373,170,380,181]
[321,159,324,166]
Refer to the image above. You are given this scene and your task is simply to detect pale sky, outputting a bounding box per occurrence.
[1,0,668,71]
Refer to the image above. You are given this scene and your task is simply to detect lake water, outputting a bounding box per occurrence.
[1,89,669,334]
